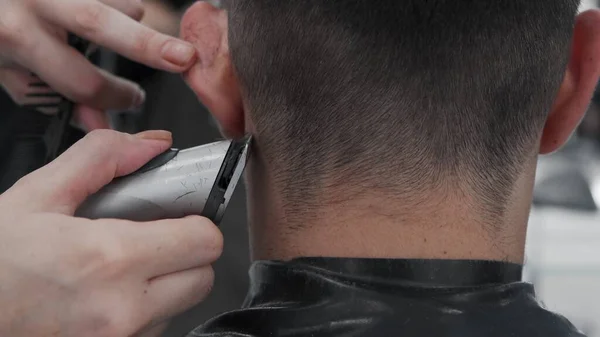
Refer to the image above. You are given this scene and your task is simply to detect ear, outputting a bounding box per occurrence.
[540,10,600,154]
[180,2,245,138]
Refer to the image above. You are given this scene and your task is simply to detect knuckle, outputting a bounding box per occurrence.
[84,231,130,278]
[100,240,128,270]
[85,128,113,141]
[74,3,107,36]
[132,30,157,56]
[81,130,113,155]
[78,129,128,166]
[84,129,119,149]
[97,250,128,278]
[210,229,225,258]
[195,218,224,259]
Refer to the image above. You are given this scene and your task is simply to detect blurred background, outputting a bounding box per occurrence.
[1,0,600,336]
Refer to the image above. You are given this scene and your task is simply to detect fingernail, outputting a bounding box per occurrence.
[161,41,196,67]
[135,130,173,142]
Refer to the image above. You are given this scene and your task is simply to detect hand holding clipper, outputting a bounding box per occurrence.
[77,135,252,224]
[0,130,223,337]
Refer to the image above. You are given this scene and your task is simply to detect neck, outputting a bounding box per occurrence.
[245,156,536,265]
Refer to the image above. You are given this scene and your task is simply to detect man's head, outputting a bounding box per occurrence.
[181,1,600,228]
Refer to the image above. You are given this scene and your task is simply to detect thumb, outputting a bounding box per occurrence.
[14,129,173,214]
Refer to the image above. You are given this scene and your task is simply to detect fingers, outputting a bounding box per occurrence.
[84,215,220,335]
[11,27,145,111]
[75,216,220,334]
[140,267,214,331]
[0,68,61,110]
[33,0,197,72]
[10,130,172,213]
[114,216,223,277]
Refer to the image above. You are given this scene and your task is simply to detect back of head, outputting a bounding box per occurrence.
[225,0,580,224]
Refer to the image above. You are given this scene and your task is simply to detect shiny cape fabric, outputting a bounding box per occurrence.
[188,258,585,337]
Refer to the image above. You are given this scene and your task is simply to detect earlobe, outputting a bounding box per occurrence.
[180,2,245,138]
[540,10,600,154]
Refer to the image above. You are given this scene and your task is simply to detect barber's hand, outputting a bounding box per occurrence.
[0,0,197,127]
[0,129,223,337]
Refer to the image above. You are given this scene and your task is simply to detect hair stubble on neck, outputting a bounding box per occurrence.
[230,0,580,261]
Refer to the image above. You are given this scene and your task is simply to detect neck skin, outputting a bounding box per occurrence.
[245,146,538,265]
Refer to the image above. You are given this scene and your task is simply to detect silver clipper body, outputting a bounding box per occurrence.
[76,136,251,224]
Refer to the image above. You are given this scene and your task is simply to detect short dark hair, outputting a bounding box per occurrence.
[226,0,580,225]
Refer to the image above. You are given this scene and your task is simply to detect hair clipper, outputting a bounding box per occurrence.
[76,135,251,225]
